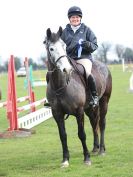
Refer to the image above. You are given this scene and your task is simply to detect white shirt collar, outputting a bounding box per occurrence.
[71,24,81,33]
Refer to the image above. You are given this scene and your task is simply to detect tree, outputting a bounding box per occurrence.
[28,58,34,66]
[123,47,133,62]
[115,44,125,62]
[96,42,111,63]
[14,57,21,70]
[40,56,47,68]
[28,58,38,70]
[0,65,6,73]
[4,61,8,71]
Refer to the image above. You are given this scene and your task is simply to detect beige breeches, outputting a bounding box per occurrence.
[77,59,92,77]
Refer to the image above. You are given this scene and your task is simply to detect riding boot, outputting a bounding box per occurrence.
[87,74,99,107]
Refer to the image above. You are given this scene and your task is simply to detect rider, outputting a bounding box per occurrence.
[61,6,99,107]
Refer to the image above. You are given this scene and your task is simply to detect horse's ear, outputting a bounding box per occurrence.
[46,28,51,39]
[57,26,63,37]
[43,39,46,44]
[43,36,47,45]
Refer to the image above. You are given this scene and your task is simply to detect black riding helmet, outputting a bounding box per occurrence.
[68,6,82,18]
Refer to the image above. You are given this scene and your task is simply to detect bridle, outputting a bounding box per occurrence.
[46,42,72,95]
[46,40,69,66]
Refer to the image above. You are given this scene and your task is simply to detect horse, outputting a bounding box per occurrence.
[43,27,112,167]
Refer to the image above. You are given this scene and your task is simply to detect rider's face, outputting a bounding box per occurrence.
[69,15,81,26]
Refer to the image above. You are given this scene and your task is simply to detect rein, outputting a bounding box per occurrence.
[55,55,67,64]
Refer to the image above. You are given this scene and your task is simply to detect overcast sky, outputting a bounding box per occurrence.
[0,0,133,62]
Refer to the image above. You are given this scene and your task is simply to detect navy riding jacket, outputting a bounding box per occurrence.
[61,23,98,60]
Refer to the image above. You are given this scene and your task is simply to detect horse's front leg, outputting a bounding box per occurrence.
[76,110,91,165]
[53,113,69,168]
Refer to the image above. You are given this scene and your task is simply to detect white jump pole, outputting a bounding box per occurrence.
[122,58,125,72]
[0,96,30,108]
[129,73,133,91]
[17,98,47,113]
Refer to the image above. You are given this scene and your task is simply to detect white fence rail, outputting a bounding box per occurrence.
[18,107,52,129]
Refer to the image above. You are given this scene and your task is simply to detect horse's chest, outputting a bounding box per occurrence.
[47,79,86,114]
[60,99,79,114]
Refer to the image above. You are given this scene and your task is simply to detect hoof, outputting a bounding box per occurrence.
[92,151,98,155]
[92,148,99,155]
[61,160,69,168]
[99,149,106,156]
[84,160,91,166]
[99,151,106,156]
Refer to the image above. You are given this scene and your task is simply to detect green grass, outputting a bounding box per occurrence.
[0,66,133,177]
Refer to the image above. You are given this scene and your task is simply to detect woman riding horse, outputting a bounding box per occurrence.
[43,26,112,167]
[61,6,98,107]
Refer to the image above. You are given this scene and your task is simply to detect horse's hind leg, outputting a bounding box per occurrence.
[76,109,91,165]
[85,108,100,154]
[99,96,109,155]
[53,112,69,167]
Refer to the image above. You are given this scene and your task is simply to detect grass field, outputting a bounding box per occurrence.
[0,65,133,177]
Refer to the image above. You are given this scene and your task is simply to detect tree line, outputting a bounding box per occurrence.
[94,42,133,64]
[0,42,133,73]
[0,57,47,73]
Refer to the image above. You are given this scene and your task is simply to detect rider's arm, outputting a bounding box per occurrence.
[81,27,98,53]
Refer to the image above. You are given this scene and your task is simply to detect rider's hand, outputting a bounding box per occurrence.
[81,41,90,50]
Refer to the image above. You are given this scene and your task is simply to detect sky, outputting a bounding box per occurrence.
[0,0,133,63]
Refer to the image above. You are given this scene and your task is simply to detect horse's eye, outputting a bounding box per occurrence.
[50,48,54,52]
